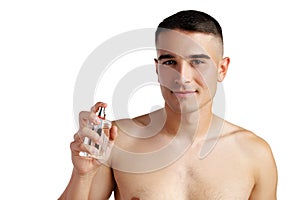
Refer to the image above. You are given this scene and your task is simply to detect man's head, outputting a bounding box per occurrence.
[154,10,229,114]
[155,10,224,56]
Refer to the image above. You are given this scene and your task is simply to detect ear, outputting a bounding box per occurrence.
[217,57,230,82]
[154,58,160,83]
[154,58,158,74]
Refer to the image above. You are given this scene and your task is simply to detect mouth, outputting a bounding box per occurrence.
[171,90,198,98]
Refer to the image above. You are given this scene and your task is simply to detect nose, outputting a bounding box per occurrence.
[175,60,191,84]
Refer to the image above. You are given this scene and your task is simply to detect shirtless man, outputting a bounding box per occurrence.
[60,10,277,199]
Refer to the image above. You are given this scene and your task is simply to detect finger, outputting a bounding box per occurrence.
[78,127,101,143]
[91,102,107,113]
[71,133,99,158]
[74,132,86,145]
[105,133,117,158]
[104,125,118,153]
[78,111,90,128]
[73,133,78,140]
[79,111,99,128]
[70,140,87,156]
[73,132,81,141]
[109,125,118,141]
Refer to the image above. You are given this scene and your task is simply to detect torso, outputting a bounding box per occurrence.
[110,114,258,200]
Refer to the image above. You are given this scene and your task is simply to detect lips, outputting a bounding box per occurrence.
[172,90,197,98]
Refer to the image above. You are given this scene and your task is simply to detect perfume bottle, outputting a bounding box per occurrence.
[81,106,112,161]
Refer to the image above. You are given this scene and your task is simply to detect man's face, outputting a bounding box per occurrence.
[155,29,227,114]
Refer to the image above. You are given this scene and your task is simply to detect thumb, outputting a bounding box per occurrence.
[109,125,118,141]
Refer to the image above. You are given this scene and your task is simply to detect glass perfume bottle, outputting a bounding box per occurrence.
[81,106,112,161]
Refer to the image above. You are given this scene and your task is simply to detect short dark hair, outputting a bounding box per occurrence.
[155,10,223,44]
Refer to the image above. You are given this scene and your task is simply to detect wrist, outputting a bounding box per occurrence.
[72,168,98,181]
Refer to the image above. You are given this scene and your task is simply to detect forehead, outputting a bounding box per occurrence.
[156,29,222,60]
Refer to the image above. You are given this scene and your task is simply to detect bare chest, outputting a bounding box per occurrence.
[113,149,254,200]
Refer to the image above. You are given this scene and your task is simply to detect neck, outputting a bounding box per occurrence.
[163,102,213,139]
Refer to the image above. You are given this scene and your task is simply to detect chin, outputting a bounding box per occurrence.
[165,101,200,114]
[165,96,213,114]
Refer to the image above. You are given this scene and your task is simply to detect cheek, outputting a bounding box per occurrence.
[157,66,179,90]
[160,85,178,106]
[195,67,218,91]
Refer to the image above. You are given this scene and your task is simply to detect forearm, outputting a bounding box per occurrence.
[59,168,97,200]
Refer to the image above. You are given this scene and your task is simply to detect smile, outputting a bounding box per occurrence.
[172,90,197,98]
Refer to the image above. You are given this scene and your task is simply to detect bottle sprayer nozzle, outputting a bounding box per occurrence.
[98,107,106,119]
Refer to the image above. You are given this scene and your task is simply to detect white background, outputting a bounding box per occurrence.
[0,0,299,199]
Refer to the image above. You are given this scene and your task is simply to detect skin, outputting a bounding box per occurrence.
[60,30,277,200]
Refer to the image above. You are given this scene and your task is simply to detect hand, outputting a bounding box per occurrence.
[70,102,117,177]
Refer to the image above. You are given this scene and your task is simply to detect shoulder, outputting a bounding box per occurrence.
[217,120,278,198]
[221,121,277,178]
[221,121,274,159]
[228,122,273,158]
[112,112,151,141]
[113,108,165,137]
[113,108,162,129]
[111,110,162,150]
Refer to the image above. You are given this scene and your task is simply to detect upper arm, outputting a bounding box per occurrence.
[249,138,278,200]
[89,164,115,200]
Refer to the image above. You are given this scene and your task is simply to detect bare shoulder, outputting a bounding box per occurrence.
[221,120,277,179]
[112,112,151,141]
[113,108,163,129]
[112,109,165,151]
[113,108,164,136]
[222,121,274,159]
[211,119,278,198]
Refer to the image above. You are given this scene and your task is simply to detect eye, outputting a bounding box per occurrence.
[162,60,177,65]
[191,59,204,66]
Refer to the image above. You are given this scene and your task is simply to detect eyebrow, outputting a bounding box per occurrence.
[188,54,211,59]
[157,54,210,61]
[157,54,175,60]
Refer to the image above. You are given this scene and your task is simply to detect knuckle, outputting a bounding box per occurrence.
[81,127,95,139]
[73,132,79,140]
[70,141,76,150]
[79,111,89,120]
[79,111,86,117]
[76,129,85,140]
[79,143,87,151]
[90,104,97,112]
[89,112,97,121]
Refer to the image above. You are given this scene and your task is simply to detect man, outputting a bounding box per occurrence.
[60,10,277,199]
